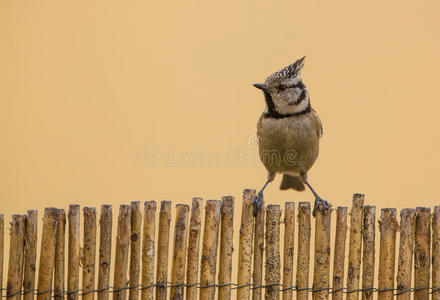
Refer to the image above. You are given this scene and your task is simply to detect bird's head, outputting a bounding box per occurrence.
[254,57,309,116]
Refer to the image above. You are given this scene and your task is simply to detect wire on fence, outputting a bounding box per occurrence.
[0,285,435,297]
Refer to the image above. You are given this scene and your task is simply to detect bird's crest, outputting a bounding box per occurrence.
[269,56,305,80]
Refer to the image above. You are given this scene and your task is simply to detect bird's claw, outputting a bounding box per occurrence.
[313,197,330,216]
[252,192,264,217]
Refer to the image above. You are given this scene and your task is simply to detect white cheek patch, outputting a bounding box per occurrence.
[292,97,310,113]
[293,88,302,98]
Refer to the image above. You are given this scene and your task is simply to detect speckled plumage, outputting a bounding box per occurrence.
[266,56,305,83]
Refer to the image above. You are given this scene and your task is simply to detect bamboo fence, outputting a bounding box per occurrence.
[1,191,440,300]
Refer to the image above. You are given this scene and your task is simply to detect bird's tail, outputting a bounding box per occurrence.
[280,174,305,191]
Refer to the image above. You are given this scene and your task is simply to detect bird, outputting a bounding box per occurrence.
[251,57,329,216]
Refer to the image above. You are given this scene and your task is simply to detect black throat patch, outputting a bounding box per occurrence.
[262,91,311,119]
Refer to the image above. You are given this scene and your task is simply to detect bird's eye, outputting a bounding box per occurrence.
[278,85,287,91]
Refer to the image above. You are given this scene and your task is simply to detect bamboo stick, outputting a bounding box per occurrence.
[433,206,440,300]
[218,196,234,300]
[378,208,397,300]
[23,210,38,300]
[185,198,202,300]
[332,207,347,300]
[98,205,112,300]
[38,208,60,300]
[253,198,265,300]
[237,189,255,300]
[156,201,171,300]
[54,210,65,300]
[296,202,311,300]
[68,205,81,300]
[0,214,3,300]
[170,204,190,300]
[361,206,375,300]
[397,208,415,300]
[283,202,295,300]
[346,194,364,300]
[312,205,331,300]
[7,215,26,300]
[113,205,132,300]
[265,205,281,300]
[141,201,156,300]
[83,207,97,300]
[414,207,431,300]
[199,200,221,300]
[129,202,141,300]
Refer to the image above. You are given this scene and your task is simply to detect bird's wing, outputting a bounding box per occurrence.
[311,108,323,137]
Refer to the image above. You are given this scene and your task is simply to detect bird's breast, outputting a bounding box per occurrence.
[257,114,320,172]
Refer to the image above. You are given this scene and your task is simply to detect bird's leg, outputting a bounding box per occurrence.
[304,180,330,216]
[252,178,271,216]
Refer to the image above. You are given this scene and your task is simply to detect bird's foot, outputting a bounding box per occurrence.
[312,197,331,217]
[252,192,264,217]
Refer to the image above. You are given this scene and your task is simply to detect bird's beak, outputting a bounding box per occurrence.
[253,83,267,91]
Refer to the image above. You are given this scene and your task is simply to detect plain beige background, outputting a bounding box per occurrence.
[1,0,440,296]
